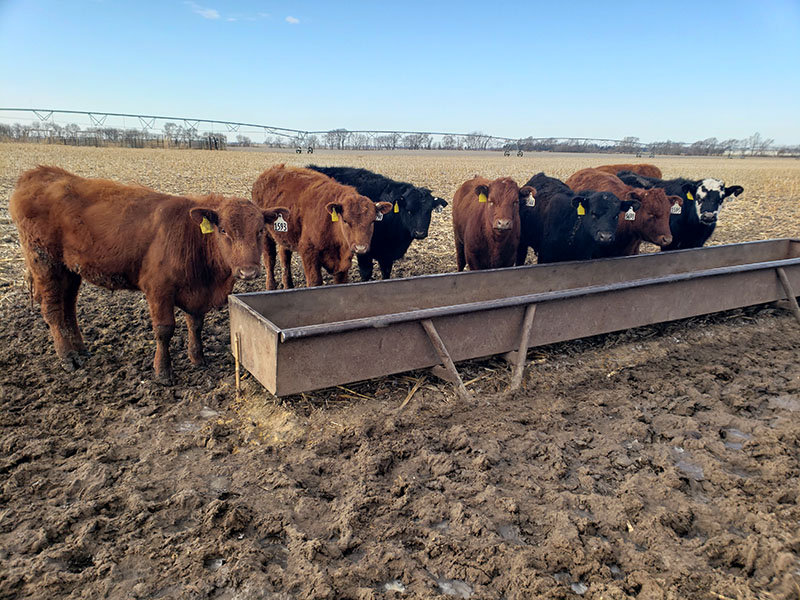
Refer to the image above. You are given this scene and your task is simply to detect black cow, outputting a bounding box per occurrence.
[308,165,447,280]
[517,173,640,264]
[617,171,744,250]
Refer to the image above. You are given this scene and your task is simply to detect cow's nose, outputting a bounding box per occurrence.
[413,229,427,239]
[596,231,613,243]
[701,212,717,223]
[354,244,369,254]
[236,265,260,280]
[658,235,673,247]
[494,219,512,231]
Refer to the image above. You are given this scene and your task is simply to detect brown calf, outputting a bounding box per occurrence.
[252,164,392,289]
[565,168,682,255]
[10,165,288,383]
[595,163,663,179]
[452,176,535,271]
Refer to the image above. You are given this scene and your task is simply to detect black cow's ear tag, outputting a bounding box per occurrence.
[393,202,400,213]
[625,207,636,221]
[670,203,682,215]
[526,193,536,207]
[686,191,694,201]
[200,217,213,234]
[576,203,585,216]
[273,214,288,232]
[375,211,383,222]
[434,205,443,214]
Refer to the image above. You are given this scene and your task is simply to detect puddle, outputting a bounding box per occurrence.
[384,580,406,593]
[200,406,220,419]
[769,395,800,412]
[722,428,751,450]
[176,421,199,433]
[203,557,224,571]
[609,564,624,579]
[570,582,588,595]
[673,447,705,481]
[432,520,449,532]
[498,524,524,544]
[436,578,472,598]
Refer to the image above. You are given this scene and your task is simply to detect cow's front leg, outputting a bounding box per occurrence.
[146,294,176,384]
[185,312,205,366]
[300,250,323,287]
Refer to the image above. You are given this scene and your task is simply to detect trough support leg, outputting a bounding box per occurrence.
[776,268,800,326]
[234,332,242,398]
[508,304,537,393]
[421,319,471,402]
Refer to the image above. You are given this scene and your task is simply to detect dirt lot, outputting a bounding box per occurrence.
[1,144,799,599]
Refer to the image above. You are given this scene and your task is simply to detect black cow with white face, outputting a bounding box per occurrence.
[617,171,744,250]
[308,165,447,280]
[517,173,640,264]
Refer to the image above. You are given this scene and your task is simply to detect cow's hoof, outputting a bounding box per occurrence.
[59,352,86,372]
[189,355,206,367]
[154,370,175,386]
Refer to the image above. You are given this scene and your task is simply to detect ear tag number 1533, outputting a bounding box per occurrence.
[526,194,536,207]
[625,207,636,221]
[273,215,288,232]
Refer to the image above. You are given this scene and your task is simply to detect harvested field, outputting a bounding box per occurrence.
[1,142,799,599]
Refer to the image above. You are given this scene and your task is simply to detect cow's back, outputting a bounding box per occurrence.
[566,168,629,199]
[595,163,663,179]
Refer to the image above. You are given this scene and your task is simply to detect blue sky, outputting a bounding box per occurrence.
[1,0,799,144]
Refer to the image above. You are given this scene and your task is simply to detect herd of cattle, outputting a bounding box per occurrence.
[8,162,744,382]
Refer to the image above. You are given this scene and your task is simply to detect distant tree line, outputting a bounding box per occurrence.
[0,121,227,150]
[2,121,798,157]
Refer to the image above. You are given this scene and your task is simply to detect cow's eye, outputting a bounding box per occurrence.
[219,227,226,235]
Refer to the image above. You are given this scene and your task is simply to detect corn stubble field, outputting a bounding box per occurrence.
[1,143,799,600]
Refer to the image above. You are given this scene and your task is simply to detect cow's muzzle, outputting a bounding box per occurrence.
[657,234,673,247]
[595,231,614,244]
[353,244,369,254]
[235,265,261,280]
[700,212,717,224]
[493,219,513,231]
[412,230,427,240]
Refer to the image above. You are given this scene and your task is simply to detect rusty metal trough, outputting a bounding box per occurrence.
[229,238,800,398]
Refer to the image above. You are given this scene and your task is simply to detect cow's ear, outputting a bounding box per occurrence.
[625,190,643,202]
[519,186,536,200]
[375,201,393,215]
[325,202,344,217]
[571,195,585,208]
[681,182,697,197]
[475,184,489,200]
[621,199,641,212]
[434,197,448,208]
[668,195,683,206]
[263,207,290,224]
[189,207,219,226]
[725,185,744,198]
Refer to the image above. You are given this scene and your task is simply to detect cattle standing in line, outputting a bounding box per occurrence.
[9,165,288,383]
[307,165,447,280]
[452,176,535,271]
[594,163,663,179]
[251,164,392,289]
[565,168,683,256]
[518,173,641,264]
[617,171,744,250]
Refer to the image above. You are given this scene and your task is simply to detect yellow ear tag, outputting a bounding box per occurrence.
[200,217,213,234]
[686,191,694,201]
[478,193,487,203]
[331,208,339,222]
[393,202,399,213]
[577,203,586,216]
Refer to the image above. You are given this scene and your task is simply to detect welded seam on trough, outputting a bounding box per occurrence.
[278,257,800,342]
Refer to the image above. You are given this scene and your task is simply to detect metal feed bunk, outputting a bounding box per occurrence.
[229,239,800,400]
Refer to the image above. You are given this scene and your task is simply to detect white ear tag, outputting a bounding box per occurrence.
[434,205,443,214]
[670,203,682,214]
[375,211,383,221]
[526,194,536,207]
[625,207,636,221]
[273,215,288,232]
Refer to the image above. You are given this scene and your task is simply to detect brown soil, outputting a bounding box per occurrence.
[1,145,799,599]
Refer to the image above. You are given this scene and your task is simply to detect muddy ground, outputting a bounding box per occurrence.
[1,145,799,599]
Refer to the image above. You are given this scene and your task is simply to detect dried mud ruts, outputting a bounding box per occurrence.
[1,143,799,599]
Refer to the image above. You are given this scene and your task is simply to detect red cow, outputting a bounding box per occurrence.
[452,176,536,271]
[251,164,392,289]
[595,163,663,179]
[565,168,682,255]
[9,165,288,383]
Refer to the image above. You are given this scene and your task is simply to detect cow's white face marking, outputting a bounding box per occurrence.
[696,178,724,200]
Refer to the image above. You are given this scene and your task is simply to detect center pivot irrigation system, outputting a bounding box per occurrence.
[0,108,653,154]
